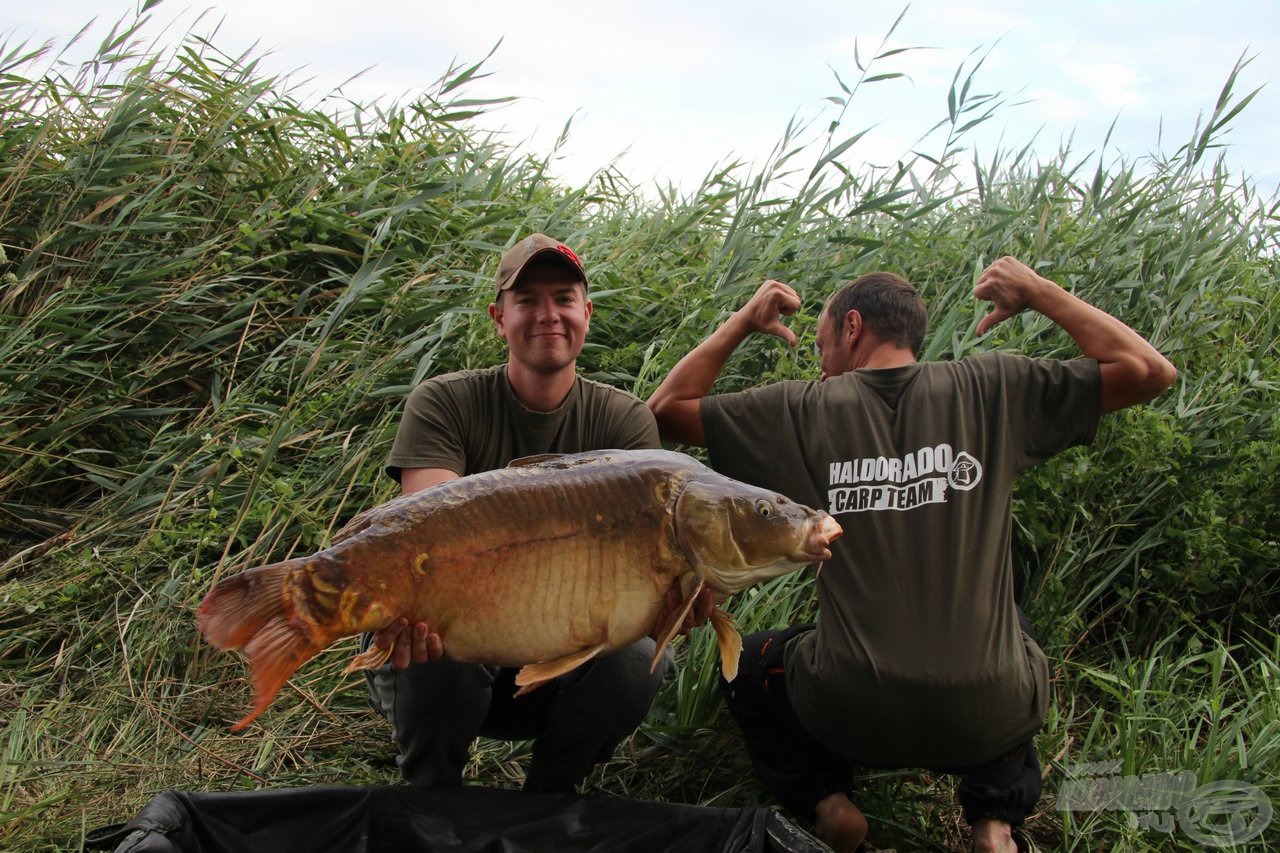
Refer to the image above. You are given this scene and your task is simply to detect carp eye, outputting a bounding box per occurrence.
[755,500,773,517]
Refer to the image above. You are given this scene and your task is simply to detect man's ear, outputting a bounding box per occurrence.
[488,300,507,339]
[844,309,861,345]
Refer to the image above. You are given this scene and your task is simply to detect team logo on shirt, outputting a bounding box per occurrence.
[826,443,982,514]
[948,452,982,491]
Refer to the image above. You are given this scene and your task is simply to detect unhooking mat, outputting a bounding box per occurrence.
[84,785,830,852]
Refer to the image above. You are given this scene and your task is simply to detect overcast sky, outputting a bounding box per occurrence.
[7,1,1279,195]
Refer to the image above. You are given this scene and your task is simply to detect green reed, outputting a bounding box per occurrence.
[1,7,1276,850]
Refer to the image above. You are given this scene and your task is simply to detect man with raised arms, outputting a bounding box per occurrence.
[648,257,1176,852]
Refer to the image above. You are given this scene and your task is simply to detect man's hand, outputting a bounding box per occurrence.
[373,618,443,670]
[737,279,801,346]
[649,582,716,642]
[648,278,802,447]
[973,256,1052,336]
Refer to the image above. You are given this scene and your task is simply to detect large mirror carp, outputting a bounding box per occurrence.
[199,449,841,729]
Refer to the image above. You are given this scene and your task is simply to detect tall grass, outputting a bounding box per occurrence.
[1,9,1277,851]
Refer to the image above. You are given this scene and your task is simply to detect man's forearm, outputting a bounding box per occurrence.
[648,313,754,446]
[1031,279,1177,412]
[976,258,1177,413]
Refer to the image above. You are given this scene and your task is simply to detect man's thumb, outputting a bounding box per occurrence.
[975,310,1001,337]
[769,322,798,346]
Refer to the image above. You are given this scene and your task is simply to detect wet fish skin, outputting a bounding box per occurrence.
[198,449,841,730]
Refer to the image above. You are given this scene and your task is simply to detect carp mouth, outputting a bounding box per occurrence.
[793,513,842,562]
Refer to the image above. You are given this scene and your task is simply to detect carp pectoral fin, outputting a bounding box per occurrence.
[513,643,607,696]
[343,641,393,674]
[709,607,743,682]
[649,576,706,672]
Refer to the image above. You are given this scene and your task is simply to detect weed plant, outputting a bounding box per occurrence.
[1,10,1276,851]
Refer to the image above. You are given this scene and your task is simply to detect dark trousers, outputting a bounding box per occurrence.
[363,634,671,793]
[720,624,1044,827]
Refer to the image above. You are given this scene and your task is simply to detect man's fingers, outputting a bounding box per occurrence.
[411,623,429,663]
[372,617,439,670]
[410,622,443,663]
[391,637,411,670]
[690,587,714,627]
[736,280,804,346]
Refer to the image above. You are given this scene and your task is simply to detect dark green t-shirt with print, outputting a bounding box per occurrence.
[386,364,660,481]
[701,351,1101,767]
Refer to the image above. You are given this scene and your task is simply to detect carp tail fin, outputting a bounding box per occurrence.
[198,558,324,731]
[709,606,743,682]
[649,576,706,672]
[199,558,302,649]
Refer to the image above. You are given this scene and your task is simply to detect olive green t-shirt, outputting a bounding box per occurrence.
[386,364,660,480]
[702,351,1101,767]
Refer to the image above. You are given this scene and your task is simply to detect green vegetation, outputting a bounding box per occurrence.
[2,10,1277,851]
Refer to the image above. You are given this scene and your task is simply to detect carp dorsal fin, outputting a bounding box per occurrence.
[649,575,705,672]
[331,510,373,545]
[513,643,607,695]
[709,607,743,682]
[507,450,622,469]
[507,453,565,467]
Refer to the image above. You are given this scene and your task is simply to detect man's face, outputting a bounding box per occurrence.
[816,307,853,381]
[489,271,592,375]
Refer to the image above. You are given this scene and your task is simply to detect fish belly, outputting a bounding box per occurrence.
[415,533,674,666]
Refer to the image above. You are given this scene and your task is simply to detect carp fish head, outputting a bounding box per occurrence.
[673,472,842,594]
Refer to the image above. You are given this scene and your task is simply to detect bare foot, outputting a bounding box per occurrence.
[814,792,868,852]
[971,818,1017,853]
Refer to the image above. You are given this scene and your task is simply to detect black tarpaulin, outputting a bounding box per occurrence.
[85,785,830,852]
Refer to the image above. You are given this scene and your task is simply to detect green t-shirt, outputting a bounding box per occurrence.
[386,364,660,480]
[702,351,1101,767]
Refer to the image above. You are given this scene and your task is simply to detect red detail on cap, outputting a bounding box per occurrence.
[555,244,581,267]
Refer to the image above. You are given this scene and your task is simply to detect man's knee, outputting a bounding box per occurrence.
[567,637,668,725]
[368,659,496,787]
[370,657,492,719]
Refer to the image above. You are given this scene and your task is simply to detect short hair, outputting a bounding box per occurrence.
[825,272,927,356]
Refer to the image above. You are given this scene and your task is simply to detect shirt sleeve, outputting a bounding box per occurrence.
[384,378,469,482]
[1002,354,1103,469]
[700,383,796,493]
[610,395,662,451]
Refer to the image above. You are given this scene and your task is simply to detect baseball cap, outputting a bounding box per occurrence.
[494,234,587,297]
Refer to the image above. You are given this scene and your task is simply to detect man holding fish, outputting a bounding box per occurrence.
[648,257,1176,852]
[364,233,710,792]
